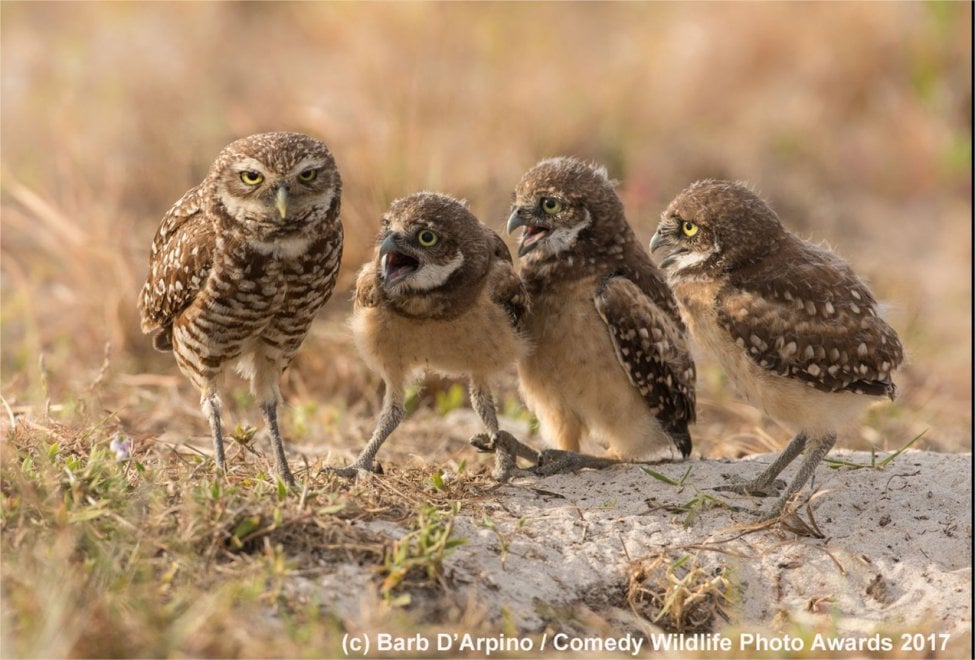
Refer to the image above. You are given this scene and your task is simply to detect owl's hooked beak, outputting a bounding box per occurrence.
[649,229,680,269]
[379,232,420,286]
[649,229,666,254]
[275,184,289,219]
[507,209,551,257]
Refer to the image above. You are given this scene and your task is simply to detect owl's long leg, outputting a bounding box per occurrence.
[262,403,296,488]
[716,432,807,497]
[201,390,226,472]
[468,382,538,481]
[327,383,404,478]
[760,432,835,520]
[250,356,296,487]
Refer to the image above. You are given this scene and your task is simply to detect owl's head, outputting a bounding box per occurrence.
[507,157,629,263]
[375,193,495,314]
[650,180,784,277]
[210,132,341,239]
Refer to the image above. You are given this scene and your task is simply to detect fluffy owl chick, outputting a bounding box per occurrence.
[330,192,532,479]
[139,132,343,487]
[507,157,695,474]
[651,180,904,519]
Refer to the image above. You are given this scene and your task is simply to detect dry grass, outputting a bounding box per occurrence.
[1,2,971,656]
[628,552,731,634]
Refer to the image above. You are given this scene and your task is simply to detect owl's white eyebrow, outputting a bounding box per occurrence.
[235,157,267,173]
[291,157,326,173]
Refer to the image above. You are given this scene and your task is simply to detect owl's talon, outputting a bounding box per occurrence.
[470,433,495,453]
[321,462,382,480]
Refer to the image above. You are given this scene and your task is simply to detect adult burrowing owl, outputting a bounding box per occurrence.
[506,157,695,474]
[651,180,903,519]
[329,192,532,480]
[139,132,343,486]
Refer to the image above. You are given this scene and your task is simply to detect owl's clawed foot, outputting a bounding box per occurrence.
[533,449,621,476]
[713,477,787,498]
[470,431,539,481]
[320,461,384,481]
[469,432,495,453]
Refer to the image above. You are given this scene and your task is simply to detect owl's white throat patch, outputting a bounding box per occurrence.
[251,236,313,259]
[665,250,711,273]
[403,252,466,291]
[543,213,592,255]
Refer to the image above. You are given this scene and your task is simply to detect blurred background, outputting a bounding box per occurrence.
[2,2,971,465]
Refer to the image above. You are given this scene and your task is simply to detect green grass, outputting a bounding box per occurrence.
[0,410,483,657]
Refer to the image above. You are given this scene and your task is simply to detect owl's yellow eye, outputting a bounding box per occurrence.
[240,171,264,186]
[541,197,562,215]
[298,168,318,183]
[417,229,438,247]
[682,221,699,237]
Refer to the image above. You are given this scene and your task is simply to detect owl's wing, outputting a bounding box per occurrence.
[353,260,383,310]
[718,244,904,398]
[138,185,214,349]
[595,275,696,456]
[485,233,529,331]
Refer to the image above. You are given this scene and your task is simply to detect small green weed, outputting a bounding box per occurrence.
[380,502,466,604]
[825,430,927,470]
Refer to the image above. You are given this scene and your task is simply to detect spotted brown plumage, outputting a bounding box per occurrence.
[328,192,532,480]
[138,132,343,486]
[507,157,696,474]
[651,179,904,520]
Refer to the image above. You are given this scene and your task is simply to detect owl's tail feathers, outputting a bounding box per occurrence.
[664,420,692,459]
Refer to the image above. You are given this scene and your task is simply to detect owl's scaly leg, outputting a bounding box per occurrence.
[468,383,538,481]
[262,402,296,488]
[326,385,404,478]
[201,390,226,473]
[715,432,807,497]
[249,358,297,488]
[760,433,835,521]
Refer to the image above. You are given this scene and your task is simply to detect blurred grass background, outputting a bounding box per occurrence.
[1,2,971,459]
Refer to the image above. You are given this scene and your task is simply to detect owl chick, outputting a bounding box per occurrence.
[139,132,343,487]
[506,157,695,474]
[329,192,533,480]
[651,180,904,519]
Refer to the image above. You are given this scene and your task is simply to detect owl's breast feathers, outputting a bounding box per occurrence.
[139,184,341,352]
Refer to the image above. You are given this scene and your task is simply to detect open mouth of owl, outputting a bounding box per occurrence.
[382,251,420,285]
[519,226,550,255]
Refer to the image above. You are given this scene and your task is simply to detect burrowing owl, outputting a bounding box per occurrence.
[139,132,343,486]
[328,192,532,480]
[651,179,904,519]
[507,157,696,475]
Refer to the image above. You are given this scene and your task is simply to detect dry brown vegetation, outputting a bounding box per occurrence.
[1,3,971,657]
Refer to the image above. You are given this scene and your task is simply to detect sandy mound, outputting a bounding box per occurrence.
[305,449,971,652]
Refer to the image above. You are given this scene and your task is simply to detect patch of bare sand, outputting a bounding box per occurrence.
[301,448,971,645]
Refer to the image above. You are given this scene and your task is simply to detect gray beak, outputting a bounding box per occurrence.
[379,232,399,257]
[275,184,289,219]
[507,210,527,234]
[649,229,666,253]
